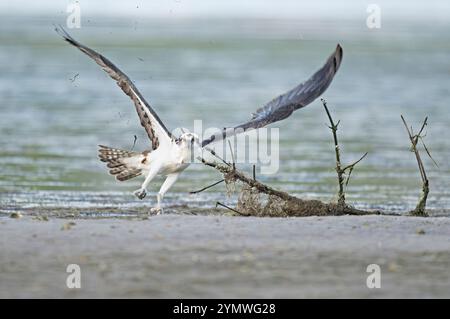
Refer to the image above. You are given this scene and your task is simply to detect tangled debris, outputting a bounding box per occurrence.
[197,99,435,217]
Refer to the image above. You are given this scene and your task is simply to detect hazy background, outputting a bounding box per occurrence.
[2,0,450,20]
[0,0,449,213]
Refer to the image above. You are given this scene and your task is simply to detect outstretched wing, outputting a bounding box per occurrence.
[202,44,343,147]
[55,26,172,150]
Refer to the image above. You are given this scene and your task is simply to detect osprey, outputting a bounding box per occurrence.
[55,26,342,214]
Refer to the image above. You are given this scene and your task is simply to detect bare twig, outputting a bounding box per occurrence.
[401,115,431,217]
[322,99,350,205]
[419,137,439,168]
[190,179,225,194]
[321,98,345,205]
[130,135,137,151]
[321,99,368,206]
[228,140,236,170]
[203,146,231,166]
[415,117,428,142]
[69,73,79,82]
[342,152,368,172]
[343,152,368,187]
[216,201,249,216]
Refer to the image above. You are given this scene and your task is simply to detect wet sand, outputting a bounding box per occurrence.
[1,213,449,298]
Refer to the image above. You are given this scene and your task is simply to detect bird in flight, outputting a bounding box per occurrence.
[55,26,342,214]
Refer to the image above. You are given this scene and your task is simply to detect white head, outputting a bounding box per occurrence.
[176,132,200,149]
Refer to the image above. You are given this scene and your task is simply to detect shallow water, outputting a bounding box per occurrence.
[0,16,449,214]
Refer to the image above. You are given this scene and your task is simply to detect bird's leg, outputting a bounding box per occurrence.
[151,173,180,214]
[133,165,160,200]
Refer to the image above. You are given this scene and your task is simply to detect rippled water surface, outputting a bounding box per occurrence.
[1,16,449,214]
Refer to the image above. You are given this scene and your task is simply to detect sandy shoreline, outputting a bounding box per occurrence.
[0,213,449,298]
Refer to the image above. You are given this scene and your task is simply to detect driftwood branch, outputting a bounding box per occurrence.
[401,115,432,217]
[192,100,442,218]
[195,97,381,217]
[199,157,377,217]
[200,158,297,202]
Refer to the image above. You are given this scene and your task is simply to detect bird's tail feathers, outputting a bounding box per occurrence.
[98,145,143,181]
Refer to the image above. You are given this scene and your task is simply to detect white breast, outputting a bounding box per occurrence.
[156,141,192,176]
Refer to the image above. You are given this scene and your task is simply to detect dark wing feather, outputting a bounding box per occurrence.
[202,44,343,147]
[55,26,172,150]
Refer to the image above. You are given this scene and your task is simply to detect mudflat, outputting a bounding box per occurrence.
[1,213,449,298]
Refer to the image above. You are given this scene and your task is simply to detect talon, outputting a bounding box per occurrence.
[133,188,147,200]
[150,207,163,215]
